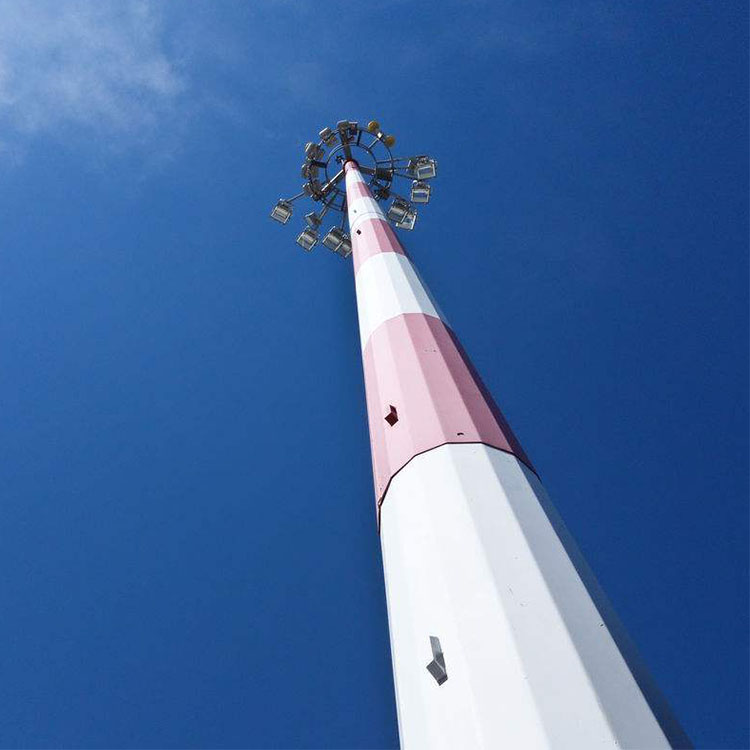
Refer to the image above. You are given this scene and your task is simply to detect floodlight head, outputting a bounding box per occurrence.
[396,207,417,231]
[271,199,293,224]
[296,227,318,251]
[305,142,323,160]
[323,226,345,252]
[303,179,323,200]
[322,226,352,258]
[305,211,322,229]
[387,198,410,223]
[411,180,431,204]
[384,134,396,147]
[338,233,352,258]
[410,156,437,180]
[336,120,358,141]
[367,120,380,133]
[319,126,337,146]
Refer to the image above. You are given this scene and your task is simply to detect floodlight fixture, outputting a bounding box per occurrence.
[319,126,337,146]
[411,180,431,204]
[322,226,344,252]
[409,156,437,180]
[271,199,293,224]
[336,120,358,141]
[338,234,352,258]
[302,179,323,200]
[305,142,324,160]
[322,226,352,258]
[387,198,410,224]
[397,207,417,230]
[305,211,322,229]
[296,227,318,251]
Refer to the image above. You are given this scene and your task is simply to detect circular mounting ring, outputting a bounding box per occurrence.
[305,124,397,213]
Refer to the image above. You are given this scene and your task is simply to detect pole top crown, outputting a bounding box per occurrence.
[270,119,437,257]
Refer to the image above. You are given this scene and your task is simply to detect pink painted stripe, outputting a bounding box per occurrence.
[347,180,372,201]
[351,218,407,275]
[362,313,533,508]
[344,161,408,274]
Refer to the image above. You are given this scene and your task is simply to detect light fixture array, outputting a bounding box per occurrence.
[270,120,437,257]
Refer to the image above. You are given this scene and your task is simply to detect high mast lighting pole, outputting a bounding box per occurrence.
[270,119,690,750]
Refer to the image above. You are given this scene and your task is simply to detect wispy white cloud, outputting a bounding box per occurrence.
[0,0,193,159]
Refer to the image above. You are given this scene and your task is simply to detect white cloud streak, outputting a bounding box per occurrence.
[0,0,189,155]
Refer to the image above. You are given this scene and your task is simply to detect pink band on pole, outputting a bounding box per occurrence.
[362,313,533,507]
[346,180,373,202]
[351,219,406,275]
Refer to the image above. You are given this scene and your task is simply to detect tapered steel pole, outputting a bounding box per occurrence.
[344,160,689,749]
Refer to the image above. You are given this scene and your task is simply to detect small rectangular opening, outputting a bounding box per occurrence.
[426,636,447,685]
[384,405,398,426]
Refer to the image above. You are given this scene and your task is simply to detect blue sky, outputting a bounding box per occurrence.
[0,1,746,747]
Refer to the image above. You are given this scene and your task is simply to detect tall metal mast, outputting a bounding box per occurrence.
[271,120,690,749]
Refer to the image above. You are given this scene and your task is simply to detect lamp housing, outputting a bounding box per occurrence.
[396,208,417,230]
[323,227,352,258]
[270,199,293,224]
[305,211,322,229]
[319,127,337,146]
[411,180,431,204]
[409,156,437,180]
[296,227,318,251]
[387,198,410,223]
[305,142,323,160]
